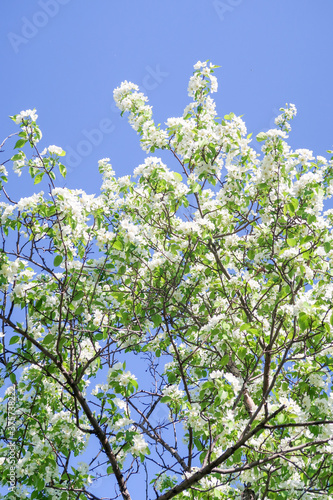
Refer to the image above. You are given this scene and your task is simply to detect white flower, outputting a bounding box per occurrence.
[210,370,224,380]
[266,129,287,139]
[93,309,107,327]
[309,372,325,388]
[92,383,108,396]
[317,155,327,164]
[117,175,131,187]
[114,397,127,410]
[0,258,21,282]
[295,148,314,163]
[14,108,38,124]
[224,372,241,393]
[13,159,25,176]
[162,385,185,400]
[0,164,8,176]
[98,157,111,165]
[193,60,206,70]
[121,219,141,244]
[292,171,322,196]
[113,417,133,430]
[131,434,148,455]
[205,314,224,332]
[178,220,201,236]
[304,266,314,280]
[79,339,101,363]
[49,145,63,155]
[110,362,123,372]
[41,145,65,156]
[117,371,137,387]
[13,282,30,298]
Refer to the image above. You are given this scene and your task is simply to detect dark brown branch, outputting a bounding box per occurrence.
[156,406,285,500]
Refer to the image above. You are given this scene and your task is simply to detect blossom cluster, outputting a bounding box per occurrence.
[1,61,333,499]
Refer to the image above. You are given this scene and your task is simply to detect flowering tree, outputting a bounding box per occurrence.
[1,61,333,500]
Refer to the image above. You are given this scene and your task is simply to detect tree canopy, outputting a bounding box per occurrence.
[1,61,333,500]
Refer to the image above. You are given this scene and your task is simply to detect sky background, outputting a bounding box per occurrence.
[1,0,333,497]
[1,0,333,199]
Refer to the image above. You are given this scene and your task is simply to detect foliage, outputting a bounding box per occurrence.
[1,61,333,500]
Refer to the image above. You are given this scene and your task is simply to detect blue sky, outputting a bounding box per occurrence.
[1,0,333,497]
[1,0,333,198]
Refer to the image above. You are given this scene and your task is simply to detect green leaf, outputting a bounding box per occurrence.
[173,172,182,182]
[248,248,255,260]
[160,396,172,403]
[287,238,297,247]
[53,255,63,267]
[130,379,138,390]
[330,314,333,328]
[299,313,310,331]
[112,239,123,251]
[277,413,285,423]
[152,314,163,327]
[9,372,16,384]
[59,163,67,178]
[167,372,177,384]
[291,198,299,210]
[191,182,201,193]
[43,334,54,345]
[288,202,295,214]
[233,448,242,463]
[11,153,23,161]
[112,292,125,302]
[73,290,85,301]
[34,172,44,185]
[238,347,247,360]
[29,166,38,179]
[220,354,229,367]
[118,266,126,275]
[37,477,45,491]
[300,235,313,245]
[256,132,267,142]
[324,242,331,253]
[14,139,27,149]
[36,297,45,309]
[9,335,20,345]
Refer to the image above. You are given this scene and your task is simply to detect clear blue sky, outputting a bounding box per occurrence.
[1,0,333,198]
[1,1,333,497]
